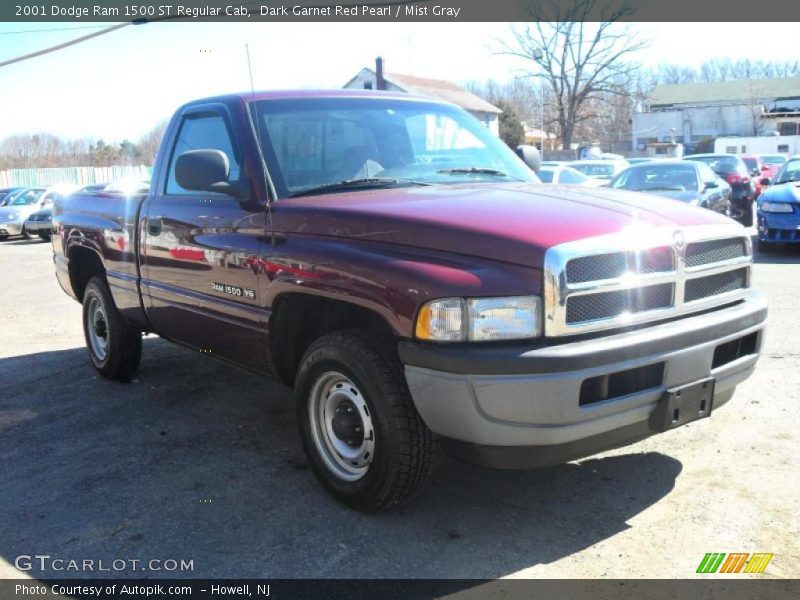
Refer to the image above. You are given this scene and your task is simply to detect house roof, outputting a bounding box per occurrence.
[346,68,502,114]
[650,77,800,107]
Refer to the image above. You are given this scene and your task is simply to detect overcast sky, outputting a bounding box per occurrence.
[1,21,799,141]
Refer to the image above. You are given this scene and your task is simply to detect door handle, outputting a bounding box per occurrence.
[147,218,162,236]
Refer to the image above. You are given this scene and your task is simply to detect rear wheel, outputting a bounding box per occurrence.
[82,277,142,382]
[295,329,435,512]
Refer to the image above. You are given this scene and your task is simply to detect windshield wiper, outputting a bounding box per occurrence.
[288,177,431,198]
[437,167,520,180]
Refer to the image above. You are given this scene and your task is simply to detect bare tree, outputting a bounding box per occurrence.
[500,0,647,149]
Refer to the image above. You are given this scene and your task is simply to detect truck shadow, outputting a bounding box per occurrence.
[752,243,800,264]
[0,339,681,580]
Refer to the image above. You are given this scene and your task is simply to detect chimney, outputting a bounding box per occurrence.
[375,56,385,91]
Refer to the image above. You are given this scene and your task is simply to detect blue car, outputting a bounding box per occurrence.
[757,156,800,249]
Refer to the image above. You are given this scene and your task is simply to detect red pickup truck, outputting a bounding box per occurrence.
[53,90,767,512]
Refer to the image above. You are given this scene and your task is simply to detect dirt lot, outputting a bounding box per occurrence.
[0,237,798,580]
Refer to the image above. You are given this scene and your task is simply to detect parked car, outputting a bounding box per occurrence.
[684,154,756,226]
[53,90,765,512]
[0,187,46,239]
[76,183,111,194]
[756,156,800,249]
[568,159,630,181]
[756,154,787,180]
[626,157,654,165]
[0,187,23,206]
[537,165,604,187]
[608,160,731,216]
[17,184,77,241]
[741,155,769,197]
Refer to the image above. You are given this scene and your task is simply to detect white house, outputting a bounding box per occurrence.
[633,77,800,152]
[344,58,502,136]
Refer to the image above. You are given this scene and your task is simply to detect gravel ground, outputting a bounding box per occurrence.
[0,237,797,580]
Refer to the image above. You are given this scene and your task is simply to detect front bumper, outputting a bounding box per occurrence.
[757,210,800,242]
[0,221,23,236]
[400,292,767,468]
[24,220,52,233]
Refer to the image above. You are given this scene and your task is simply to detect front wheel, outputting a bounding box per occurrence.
[82,277,142,382]
[38,232,51,241]
[21,226,32,240]
[295,330,435,512]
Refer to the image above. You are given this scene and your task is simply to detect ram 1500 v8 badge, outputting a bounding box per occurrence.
[52,90,767,512]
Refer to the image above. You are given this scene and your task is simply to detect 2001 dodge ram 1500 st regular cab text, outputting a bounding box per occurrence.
[53,90,767,512]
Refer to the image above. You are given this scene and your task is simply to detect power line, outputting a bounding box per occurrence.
[0,23,133,69]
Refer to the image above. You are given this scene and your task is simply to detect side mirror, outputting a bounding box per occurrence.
[175,149,246,199]
[760,177,771,186]
[704,181,718,190]
[515,145,541,174]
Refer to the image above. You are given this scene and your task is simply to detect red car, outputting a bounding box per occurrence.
[755,153,788,183]
[741,155,768,197]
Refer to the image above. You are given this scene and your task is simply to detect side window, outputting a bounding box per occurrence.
[165,112,241,195]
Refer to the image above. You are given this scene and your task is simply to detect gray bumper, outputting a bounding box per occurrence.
[24,220,52,233]
[402,292,767,466]
[0,221,23,235]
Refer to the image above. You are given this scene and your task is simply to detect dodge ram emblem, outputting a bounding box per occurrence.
[673,230,686,249]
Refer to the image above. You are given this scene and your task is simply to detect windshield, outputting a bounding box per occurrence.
[775,159,800,184]
[7,189,43,206]
[760,155,787,166]
[253,97,537,197]
[570,163,614,178]
[612,164,698,192]
[742,157,758,170]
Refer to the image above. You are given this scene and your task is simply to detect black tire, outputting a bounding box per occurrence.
[21,226,31,240]
[82,276,142,382]
[38,232,51,241]
[295,329,435,512]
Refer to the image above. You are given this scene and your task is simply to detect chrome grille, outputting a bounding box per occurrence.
[566,246,674,284]
[566,283,674,324]
[544,225,752,336]
[685,238,747,268]
[566,253,626,283]
[685,268,748,303]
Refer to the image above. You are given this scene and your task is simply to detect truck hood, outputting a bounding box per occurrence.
[273,183,734,267]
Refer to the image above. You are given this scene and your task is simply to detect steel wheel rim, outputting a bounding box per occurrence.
[87,296,109,361]
[308,371,375,482]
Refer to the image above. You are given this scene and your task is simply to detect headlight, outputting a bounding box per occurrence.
[415,296,542,342]
[760,201,794,213]
[7,212,17,220]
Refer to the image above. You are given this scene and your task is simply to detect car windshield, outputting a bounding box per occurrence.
[571,163,614,178]
[760,155,787,166]
[775,159,800,184]
[613,164,698,192]
[742,157,758,170]
[8,189,43,205]
[253,97,537,197]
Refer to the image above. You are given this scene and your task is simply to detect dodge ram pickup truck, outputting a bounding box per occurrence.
[53,90,767,512]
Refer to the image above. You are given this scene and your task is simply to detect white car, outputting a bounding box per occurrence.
[568,159,630,181]
[538,165,605,187]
